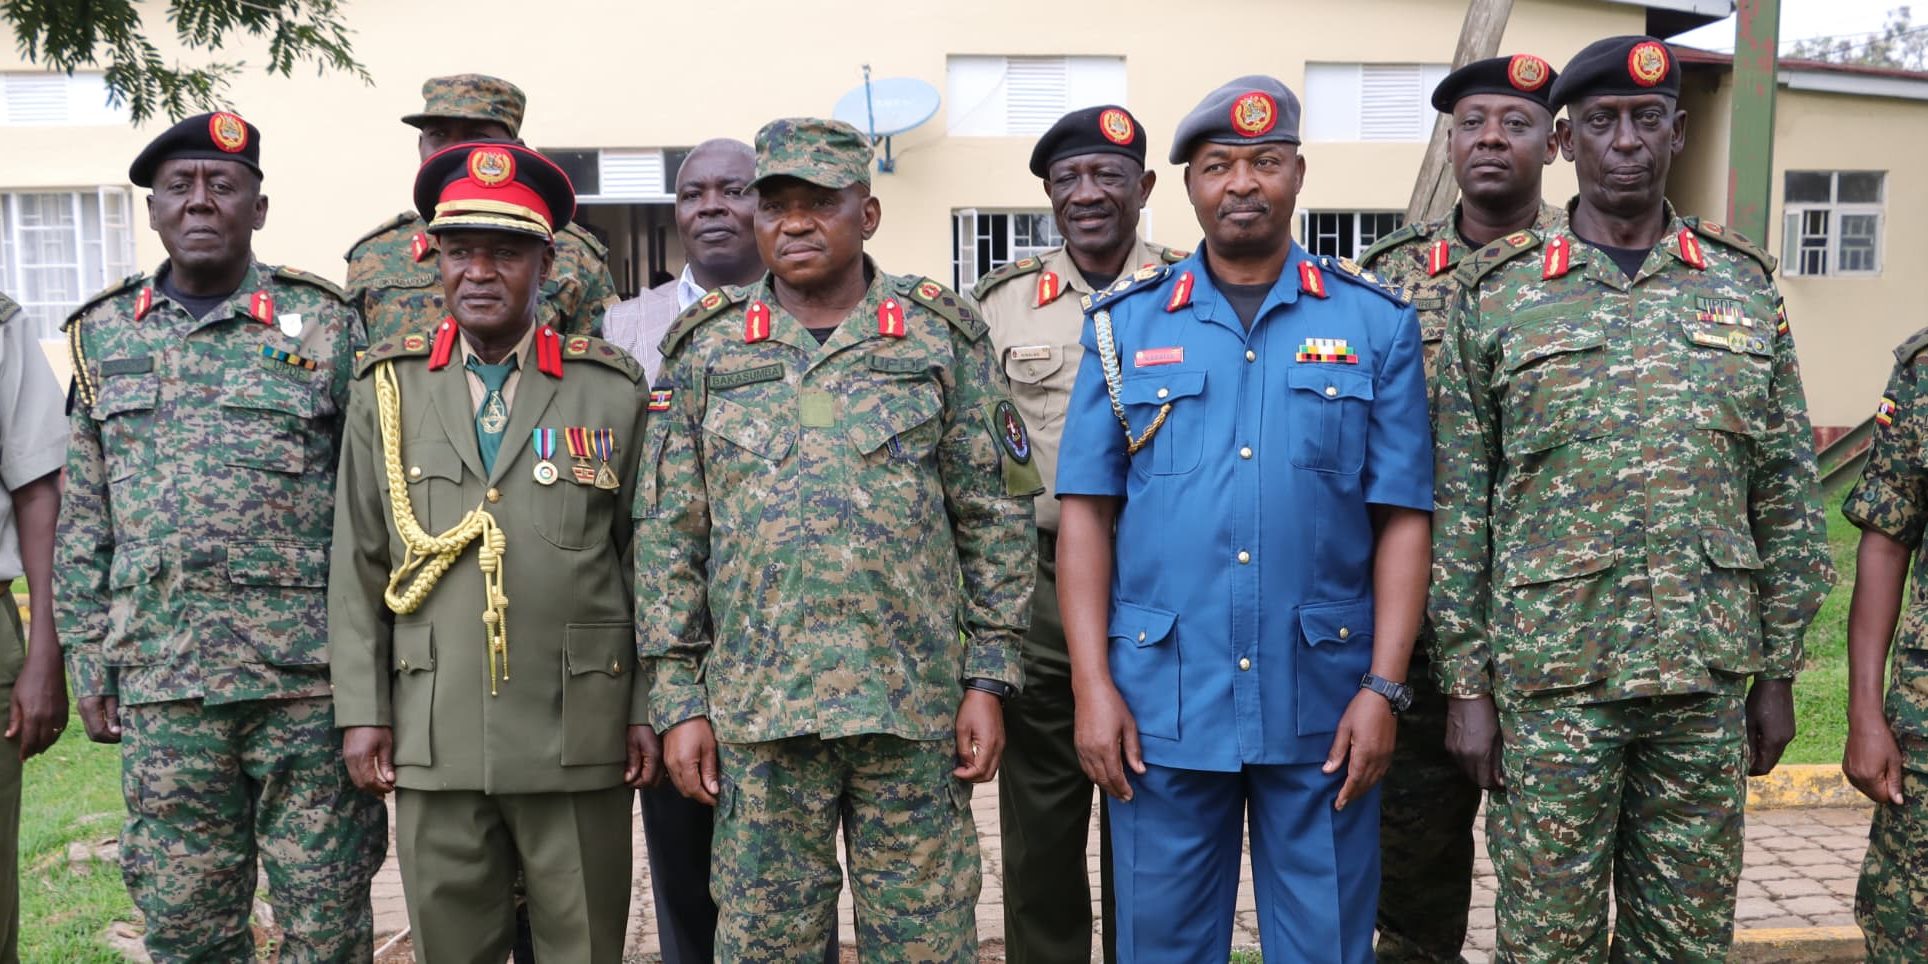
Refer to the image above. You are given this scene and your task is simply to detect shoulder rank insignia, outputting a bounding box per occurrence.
[900,275,984,339]
[1326,257,1411,306]
[354,327,436,377]
[1160,247,1190,264]
[1299,261,1327,299]
[1676,228,1707,271]
[745,301,772,343]
[561,333,642,381]
[274,265,348,301]
[1685,216,1777,274]
[1085,264,1172,313]
[1542,236,1572,280]
[1166,271,1194,312]
[662,285,750,357]
[1356,220,1429,268]
[1455,230,1544,289]
[1035,271,1062,308]
[970,256,1043,301]
[878,296,907,338]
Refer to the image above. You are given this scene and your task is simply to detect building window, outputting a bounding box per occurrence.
[0,189,139,340]
[0,72,130,126]
[1783,171,1883,276]
[1302,63,1451,142]
[952,210,1063,290]
[946,56,1128,137]
[1300,211,1405,260]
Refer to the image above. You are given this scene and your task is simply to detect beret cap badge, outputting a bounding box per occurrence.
[1628,42,1670,87]
[1230,91,1278,137]
[1099,108,1135,146]
[1507,55,1551,92]
[208,112,249,153]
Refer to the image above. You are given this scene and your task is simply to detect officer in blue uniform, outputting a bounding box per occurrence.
[1054,75,1434,963]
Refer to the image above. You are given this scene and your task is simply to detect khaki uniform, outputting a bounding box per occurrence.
[1356,202,1562,963]
[345,212,619,344]
[329,323,649,963]
[971,238,1182,964]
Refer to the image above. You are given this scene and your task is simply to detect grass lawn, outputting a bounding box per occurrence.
[1783,486,1858,765]
[15,698,137,961]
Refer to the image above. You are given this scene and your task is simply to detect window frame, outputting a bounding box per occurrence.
[0,186,140,340]
[952,208,1064,290]
[1781,170,1885,278]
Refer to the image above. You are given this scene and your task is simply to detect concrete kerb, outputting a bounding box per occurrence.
[1728,767,1873,963]
[1746,764,1869,809]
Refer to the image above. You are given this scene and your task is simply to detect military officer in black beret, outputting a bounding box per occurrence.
[1356,52,1564,964]
[329,141,657,963]
[973,104,1182,964]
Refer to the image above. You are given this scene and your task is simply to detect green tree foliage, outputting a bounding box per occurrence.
[2,0,369,122]
[1789,5,1928,71]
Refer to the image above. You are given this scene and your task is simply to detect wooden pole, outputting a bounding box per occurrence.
[1405,0,1518,224]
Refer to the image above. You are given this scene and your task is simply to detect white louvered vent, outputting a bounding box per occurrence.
[4,75,68,125]
[1359,65,1424,141]
[1005,57,1069,136]
[597,150,669,202]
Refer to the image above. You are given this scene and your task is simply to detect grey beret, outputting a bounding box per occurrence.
[1168,74,1302,164]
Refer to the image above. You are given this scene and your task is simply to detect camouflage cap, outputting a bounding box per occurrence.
[749,118,873,191]
[400,74,526,137]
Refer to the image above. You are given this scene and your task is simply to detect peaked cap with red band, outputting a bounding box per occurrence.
[1549,36,1680,109]
[413,140,576,241]
[129,111,263,187]
[1429,54,1559,114]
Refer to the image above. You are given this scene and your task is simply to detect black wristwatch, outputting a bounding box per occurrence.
[1360,674,1414,714]
[962,677,1017,702]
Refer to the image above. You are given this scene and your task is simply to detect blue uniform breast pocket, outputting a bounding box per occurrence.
[1107,601,1180,741]
[1119,370,1206,476]
[1295,599,1374,737]
[1285,366,1373,474]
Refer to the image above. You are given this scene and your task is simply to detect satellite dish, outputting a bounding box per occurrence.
[832,69,940,174]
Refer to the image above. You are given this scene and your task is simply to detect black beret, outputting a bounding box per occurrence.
[1430,55,1558,113]
[1170,75,1301,164]
[128,111,262,187]
[413,140,576,241]
[1549,36,1681,109]
[1028,105,1148,178]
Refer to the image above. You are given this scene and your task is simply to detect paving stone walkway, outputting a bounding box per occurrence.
[364,782,1875,962]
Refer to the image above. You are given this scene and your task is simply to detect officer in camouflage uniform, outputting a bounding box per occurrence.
[56,112,385,963]
[637,118,1038,961]
[346,74,618,344]
[971,103,1181,964]
[1356,54,1563,964]
[1841,333,1928,961]
[1430,38,1834,962]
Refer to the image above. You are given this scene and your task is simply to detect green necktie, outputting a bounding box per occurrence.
[466,354,517,474]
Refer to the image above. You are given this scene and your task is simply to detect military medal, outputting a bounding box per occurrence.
[592,428,620,490]
[564,427,597,485]
[531,428,559,485]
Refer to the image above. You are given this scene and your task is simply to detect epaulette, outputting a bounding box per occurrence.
[560,221,610,259]
[1324,256,1410,307]
[343,211,418,261]
[1357,220,1434,268]
[1454,230,1544,289]
[561,333,643,382]
[354,331,434,378]
[1684,217,1777,275]
[60,273,146,332]
[1895,325,1928,366]
[971,256,1046,301]
[897,275,987,341]
[1154,244,1190,264]
[661,285,749,356]
[1083,263,1173,313]
[274,265,348,302]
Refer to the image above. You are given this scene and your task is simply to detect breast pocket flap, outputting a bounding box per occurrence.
[1285,365,1374,402]
[1108,601,1177,648]
[1500,535,1620,588]
[1119,370,1205,406]
[1299,599,1374,648]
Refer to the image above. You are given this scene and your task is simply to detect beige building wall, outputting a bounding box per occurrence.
[0,0,1644,291]
[1674,70,1926,429]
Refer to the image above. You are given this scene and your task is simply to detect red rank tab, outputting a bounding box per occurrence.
[250,290,275,325]
[135,286,154,320]
[1134,346,1185,367]
[1678,229,1707,270]
[410,233,432,263]
[1165,271,1194,312]
[1299,261,1327,299]
[1542,236,1571,280]
[878,297,907,338]
[535,325,563,378]
[427,318,458,370]
[1035,271,1061,308]
[1428,239,1452,277]
[744,301,771,343]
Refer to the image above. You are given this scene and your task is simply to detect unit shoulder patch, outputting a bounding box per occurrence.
[898,275,987,341]
[1454,230,1544,289]
[273,265,349,302]
[62,273,147,332]
[1357,220,1435,268]
[1085,264,1173,312]
[344,211,419,262]
[971,256,1047,301]
[354,331,435,378]
[662,285,751,356]
[1684,216,1777,276]
[1325,256,1410,307]
[560,333,644,382]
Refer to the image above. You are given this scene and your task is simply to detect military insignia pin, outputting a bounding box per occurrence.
[744,301,772,343]
[531,428,559,485]
[469,147,515,187]
[250,290,275,325]
[916,280,944,301]
[1876,396,1898,427]
[565,427,597,485]
[277,313,303,338]
[995,400,1031,464]
[1230,91,1278,137]
[1099,108,1135,145]
[1299,261,1327,299]
[878,298,907,338]
[208,112,249,153]
[1628,41,1670,87]
[402,334,426,351]
[1035,271,1060,308]
[1507,54,1551,92]
[592,428,620,490]
[566,336,591,355]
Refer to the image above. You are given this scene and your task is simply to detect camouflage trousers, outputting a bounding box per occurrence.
[714,734,980,962]
[120,696,388,963]
[1489,693,1744,963]
[1375,657,1481,964]
[1855,734,1928,962]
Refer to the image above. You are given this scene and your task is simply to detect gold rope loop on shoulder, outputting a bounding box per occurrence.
[1091,308,1169,455]
[374,361,512,694]
[67,320,98,409]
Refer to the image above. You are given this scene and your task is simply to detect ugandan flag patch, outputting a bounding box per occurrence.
[1876,396,1897,427]
[647,388,674,412]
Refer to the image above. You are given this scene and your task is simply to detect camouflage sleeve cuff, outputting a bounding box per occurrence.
[1760,636,1805,681]
[64,654,116,700]
[1431,656,1493,697]
[964,631,1024,690]
[645,661,708,731]
[1843,477,1925,547]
